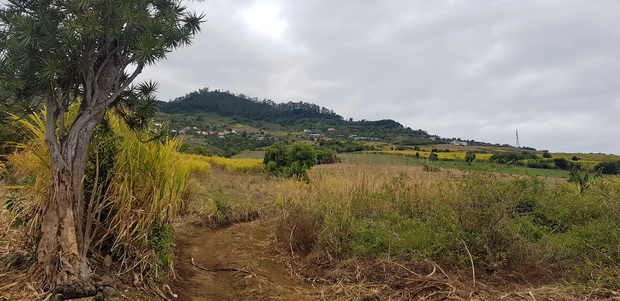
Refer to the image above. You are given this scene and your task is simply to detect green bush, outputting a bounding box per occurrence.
[316,148,339,164]
[428,152,438,161]
[554,158,570,170]
[264,142,317,179]
[526,159,555,169]
[465,151,476,164]
[490,151,537,164]
[594,161,620,175]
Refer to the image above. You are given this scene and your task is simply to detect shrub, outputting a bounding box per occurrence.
[428,152,438,161]
[316,148,340,164]
[422,163,439,172]
[490,151,537,164]
[526,159,554,169]
[264,143,317,179]
[451,173,545,268]
[594,161,620,175]
[553,158,570,170]
[568,168,591,193]
[465,151,476,164]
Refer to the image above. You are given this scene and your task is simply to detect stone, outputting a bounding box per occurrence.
[100,276,114,287]
[93,292,104,301]
[101,286,119,298]
[103,255,112,268]
[54,279,97,299]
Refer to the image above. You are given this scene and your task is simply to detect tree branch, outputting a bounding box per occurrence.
[105,63,144,107]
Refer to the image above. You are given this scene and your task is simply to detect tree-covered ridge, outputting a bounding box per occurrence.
[159,88,343,120]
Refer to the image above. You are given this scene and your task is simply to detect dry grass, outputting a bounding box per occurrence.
[0,183,41,300]
[175,168,285,232]
[275,163,620,299]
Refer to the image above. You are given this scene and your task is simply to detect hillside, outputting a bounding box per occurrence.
[159,88,342,120]
[157,88,447,147]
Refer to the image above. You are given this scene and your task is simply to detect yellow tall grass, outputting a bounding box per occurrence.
[201,155,264,172]
[3,107,204,279]
[104,118,195,276]
[360,150,493,161]
[3,109,53,234]
[178,153,212,174]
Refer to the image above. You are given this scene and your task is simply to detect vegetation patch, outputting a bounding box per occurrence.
[277,164,620,292]
[264,143,318,179]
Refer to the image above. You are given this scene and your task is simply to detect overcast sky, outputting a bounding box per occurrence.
[140,0,620,154]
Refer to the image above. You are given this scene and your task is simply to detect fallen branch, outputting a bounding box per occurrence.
[461,239,476,287]
[190,257,251,274]
[390,261,422,277]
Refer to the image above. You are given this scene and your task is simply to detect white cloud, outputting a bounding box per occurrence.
[241,2,287,39]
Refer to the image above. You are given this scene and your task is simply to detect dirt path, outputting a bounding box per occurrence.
[172,218,318,301]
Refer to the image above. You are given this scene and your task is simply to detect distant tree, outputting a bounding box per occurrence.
[0,0,203,288]
[429,152,439,161]
[553,158,570,170]
[542,151,552,158]
[572,156,580,161]
[264,143,317,179]
[316,149,339,164]
[490,152,537,164]
[594,161,620,175]
[465,151,476,164]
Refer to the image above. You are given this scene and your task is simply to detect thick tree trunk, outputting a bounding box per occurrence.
[37,106,106,289]
[37,167,89,283]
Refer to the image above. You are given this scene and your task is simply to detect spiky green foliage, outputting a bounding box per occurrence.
[0,0,203,284]
[0,0,203,114]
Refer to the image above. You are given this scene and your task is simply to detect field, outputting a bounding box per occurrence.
[172,155,620,299]
[3,147,620,300]
[360,149,495,161]
[232,150,266,159]
[340,153,572,178]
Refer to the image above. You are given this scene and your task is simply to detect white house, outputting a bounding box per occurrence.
[451,140,468,146]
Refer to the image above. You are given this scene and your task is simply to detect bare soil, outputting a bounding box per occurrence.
[168,215,605,301]
[171,218,318,301]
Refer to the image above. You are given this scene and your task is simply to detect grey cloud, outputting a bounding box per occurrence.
[141,0,620,154]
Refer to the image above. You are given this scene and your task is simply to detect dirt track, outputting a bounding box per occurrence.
[172,218,318,301]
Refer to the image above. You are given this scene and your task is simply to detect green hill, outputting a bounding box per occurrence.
[159,88,342,120]
[157,88,519,157]
[157,88,438,144]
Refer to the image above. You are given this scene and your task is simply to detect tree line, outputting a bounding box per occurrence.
[160,88,343,120]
